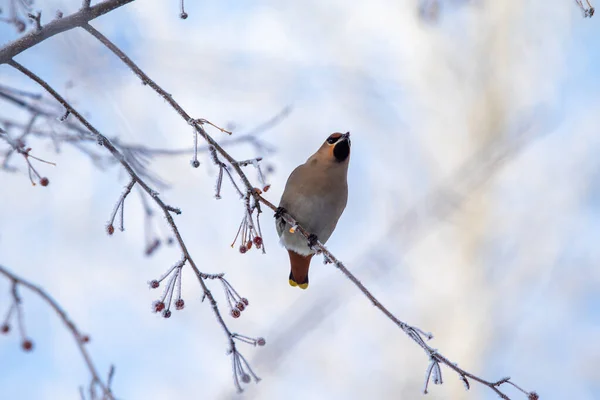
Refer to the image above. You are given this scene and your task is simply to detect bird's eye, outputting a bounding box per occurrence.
[327,137,339,144]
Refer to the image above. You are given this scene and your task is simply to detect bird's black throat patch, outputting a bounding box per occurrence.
[333,139,350,162]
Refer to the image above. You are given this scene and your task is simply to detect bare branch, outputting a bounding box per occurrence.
[0,264,114,399]
[8,59,260,392]
[0,0,135,64]
[76,22,537,398]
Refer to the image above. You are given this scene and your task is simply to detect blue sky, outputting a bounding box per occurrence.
[1,1,600,399]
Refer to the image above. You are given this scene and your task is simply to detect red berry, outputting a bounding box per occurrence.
[106,224,115,235]
[1,324,9,334]
[162,310,172,318]
[175,299,185,310]
[236,302,245,312]
[231,309,241,318]
[22,340,33,351]
[39,177,49,187]
[253,237,263,247]
[246,241,253,250]
[241,298,249,306]
[239,245,247,254]
[149,280,159,289]
[257,337,266,346]
[154,301,165,312]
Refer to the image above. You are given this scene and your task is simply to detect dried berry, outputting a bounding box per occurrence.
[39,177,49,187]
[241,374,251,383]
[162,310,172,319]
[241,298,249,306]
[106,224,115,235]
[253,237,263,247]
[149,280,160,289]
[263,184,271,192]
[191,159,200,168]
[154,301,165,313]
[231,309,241,318]
[1,324,9,334]
[246,241,253,250]
[175,299,185,310]
[236,302,245,312]
[180,12,188,19]
[256,337,266,346]
[239,245,247,254]
[22,340,33,351]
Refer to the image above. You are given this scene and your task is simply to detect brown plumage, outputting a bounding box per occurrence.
[275,132,351,289]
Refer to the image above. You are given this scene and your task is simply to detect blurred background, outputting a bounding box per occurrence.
[1,0,599,399]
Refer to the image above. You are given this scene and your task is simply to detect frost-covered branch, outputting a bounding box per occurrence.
[78,21,538,399]
[0,0,135,64]
[0,264,114,399]
[7,59,262,392]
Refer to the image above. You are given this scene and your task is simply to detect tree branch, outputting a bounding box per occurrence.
[0,0,135,65]
[78,22,538,399]
[0,264,114,399]
[7,59,260,392]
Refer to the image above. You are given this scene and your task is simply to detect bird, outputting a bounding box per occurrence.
[275,132,351,289]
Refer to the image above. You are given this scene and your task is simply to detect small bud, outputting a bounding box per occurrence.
[81,335,90,343]
[241,298,249,306]
[236,302,245,312]
[263,184,271,192]
[253,237,263,247]
[154,301,165,313]
[191,160,200,168]
[162,310,172,318]
[175,299,185,310]
[106,224,115,235]
[241,374,251,383]
[180,12,188,19]
[39,177,49,187]
[239,245,247,254]
[22,340,33,351]
[256,337,266,346]
[231,309,241,318]
[1,324,9,334]
[149,280,160,289]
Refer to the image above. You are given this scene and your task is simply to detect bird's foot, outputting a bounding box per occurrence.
[307,234,319,249]
[274,206,287,219]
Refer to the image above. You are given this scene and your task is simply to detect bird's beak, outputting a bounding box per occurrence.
[342,132,351,145]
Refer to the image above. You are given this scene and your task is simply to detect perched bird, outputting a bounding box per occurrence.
[275,132,351,289]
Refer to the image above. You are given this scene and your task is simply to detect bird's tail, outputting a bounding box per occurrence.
[287,250,313,290]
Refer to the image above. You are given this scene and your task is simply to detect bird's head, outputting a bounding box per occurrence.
[319,132,351,163]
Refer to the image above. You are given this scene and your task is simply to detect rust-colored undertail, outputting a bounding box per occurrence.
[287,250,313,290]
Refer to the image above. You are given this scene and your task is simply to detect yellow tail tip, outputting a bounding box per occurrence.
[298,282,309,290]
[288,279,298,287]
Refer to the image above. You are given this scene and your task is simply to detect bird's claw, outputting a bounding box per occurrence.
[307,234,319,248]
[274,206,287,219]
